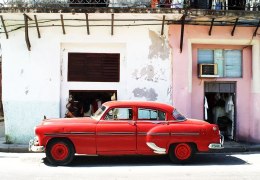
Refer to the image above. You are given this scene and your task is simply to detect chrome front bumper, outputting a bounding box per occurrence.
[28,137,45,152]
[208,135,224,149]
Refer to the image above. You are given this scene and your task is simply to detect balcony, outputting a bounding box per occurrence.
[0,0,259,33]
[0,0,259,11]
[0,0,259,52]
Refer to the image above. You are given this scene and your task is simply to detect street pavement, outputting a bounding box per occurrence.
[0,120,260,153]
[0,152,260,180]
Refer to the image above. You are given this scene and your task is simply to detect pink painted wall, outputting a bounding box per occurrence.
[192,44,252,142]
[169,25,260,142]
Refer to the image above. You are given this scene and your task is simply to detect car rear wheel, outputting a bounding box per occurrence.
[46,139,75,166]
[169,143,195,163]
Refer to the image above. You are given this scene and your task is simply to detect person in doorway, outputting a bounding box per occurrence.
[83,101,94,117]
[92,98,103,113]
[65,95,78,118]
[111,93,116,101]
[212,93,226,124]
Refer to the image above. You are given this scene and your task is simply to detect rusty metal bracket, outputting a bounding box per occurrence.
[209,18,215,36]
[111,14,114,36]
[253,19,260,37]
[161,15,165,36]
[0,15,8,39]
[24,14,33,51]
[85,13,90,35]
[34,15,41,38]
[180,15,185,53]
[231,18,239,36]
[60,14,66,35]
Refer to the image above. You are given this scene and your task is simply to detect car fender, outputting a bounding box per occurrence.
[36,123,97,154]
[166,123,206,152]
[146,124,170,153]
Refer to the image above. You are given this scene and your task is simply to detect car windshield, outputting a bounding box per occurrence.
[172,109,186,121]
[91,105,107,120]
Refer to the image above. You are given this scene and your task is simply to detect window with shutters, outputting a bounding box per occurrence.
[68,53,120,82]
[198,49,242,78]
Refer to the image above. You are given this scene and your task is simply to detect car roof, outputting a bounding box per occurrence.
[103,101,174,112]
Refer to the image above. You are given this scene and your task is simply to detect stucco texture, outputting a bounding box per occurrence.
[1,13,173,143]
[169,25,260,143]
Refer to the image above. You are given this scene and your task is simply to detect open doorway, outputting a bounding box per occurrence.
[65,90,117,118]
[204,82,236,140]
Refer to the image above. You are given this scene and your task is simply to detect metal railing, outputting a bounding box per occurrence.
[0,0,259,11]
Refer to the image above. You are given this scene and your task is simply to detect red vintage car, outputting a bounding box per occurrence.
[29,101,224,165]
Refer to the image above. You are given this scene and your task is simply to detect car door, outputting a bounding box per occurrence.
[136,107,168,153]
[96,107,137,153]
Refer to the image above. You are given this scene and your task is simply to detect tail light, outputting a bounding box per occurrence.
[213,126,218,131]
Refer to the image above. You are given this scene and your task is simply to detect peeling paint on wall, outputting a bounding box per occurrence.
[20,69,24,75]
[167,86,172,97]
[132,65,167,82]
[132,87,158,101]
[132,65,155,81]
[148,30,169,60]
[25,87,29,95]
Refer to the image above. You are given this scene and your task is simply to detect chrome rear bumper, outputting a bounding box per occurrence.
[208,135,224,149]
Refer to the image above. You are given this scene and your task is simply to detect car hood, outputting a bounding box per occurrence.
[40,117,97,126]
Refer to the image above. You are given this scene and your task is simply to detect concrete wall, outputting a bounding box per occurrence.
[169,25,260,143]
[0,13,173,143]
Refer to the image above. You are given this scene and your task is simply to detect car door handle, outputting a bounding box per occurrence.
[151,121,166,124]
[128,121,136,126]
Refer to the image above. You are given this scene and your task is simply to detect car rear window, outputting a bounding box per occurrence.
[172,109,186,121]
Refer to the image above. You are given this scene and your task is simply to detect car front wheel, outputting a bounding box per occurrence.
[169,143,195,163]
[46,139,75,166]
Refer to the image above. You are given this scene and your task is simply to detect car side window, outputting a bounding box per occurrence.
[138,108,166,121]
[105,108,133,120]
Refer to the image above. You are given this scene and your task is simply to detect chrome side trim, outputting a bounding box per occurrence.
[97,132,135,136]
[171,132,200,136]
[147,132,170,136]
[146,142,166,154]
[44,132,95,136]
[137,132,147,136]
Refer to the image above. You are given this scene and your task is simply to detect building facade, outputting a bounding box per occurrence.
[0,13,173,143]
[169,25,260,142]
[0,1,259,143]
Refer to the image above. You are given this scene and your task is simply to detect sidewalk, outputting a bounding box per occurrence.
[0,137,28,153]
[0,120,28,153]
[214,140,260,153]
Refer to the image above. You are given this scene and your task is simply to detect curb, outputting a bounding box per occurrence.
[210,145,260,153]
[0,144,29,153]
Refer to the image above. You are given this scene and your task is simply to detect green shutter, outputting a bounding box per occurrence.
[224,50,242,77]
[198,49,214,64]
[214,49,224,77]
